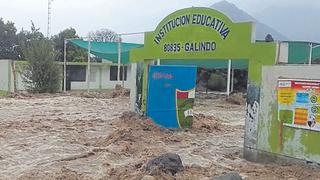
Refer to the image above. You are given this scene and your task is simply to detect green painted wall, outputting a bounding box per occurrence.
[130,7,277,85]
[129,7,277,151]
[160,59,248,69]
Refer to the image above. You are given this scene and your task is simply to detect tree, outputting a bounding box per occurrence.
[265,34,274,42]
[22,40,61,93]
[207,73,227,91]
[52,27,86,62]
[0,18,19,59]
[88,28,119,42]
[197,68,211,93]
[16,21,45,59]
[87,28,120,62]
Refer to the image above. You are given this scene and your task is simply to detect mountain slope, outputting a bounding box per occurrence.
[254,6,320,42]
[210,1,289,41]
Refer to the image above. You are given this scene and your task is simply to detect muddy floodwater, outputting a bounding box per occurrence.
[0,93,320,179]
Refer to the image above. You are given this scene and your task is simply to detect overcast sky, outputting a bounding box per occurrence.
[1,0,319,42]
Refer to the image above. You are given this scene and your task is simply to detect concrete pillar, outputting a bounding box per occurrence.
[129,63,137,111]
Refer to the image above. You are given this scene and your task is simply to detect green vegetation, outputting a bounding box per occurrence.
[22,40,61,93]
[207,73,227,91]
[0,90,8,97]
[0,18,20,59]
[0,17,118,62]
[52,28,87,62]
[197,68,248,92]
[0,18,119,94]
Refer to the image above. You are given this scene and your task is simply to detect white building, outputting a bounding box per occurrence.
[0,59,134,92]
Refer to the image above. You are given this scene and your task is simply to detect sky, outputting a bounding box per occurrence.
[0,0,319,42]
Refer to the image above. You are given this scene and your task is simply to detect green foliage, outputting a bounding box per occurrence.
[207,73,227,91]
[0,18,19,59]
[0,18,116,63]
[52,28,86,62]
[16,21,45,59]
[233,69,248,92]
[87,28,119,62]
[197,67,248,93]
[22,40,61,93]
[0,90,8,97]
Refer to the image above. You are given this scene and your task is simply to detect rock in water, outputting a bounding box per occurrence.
[145,153,184,175]
[213,172,242,180]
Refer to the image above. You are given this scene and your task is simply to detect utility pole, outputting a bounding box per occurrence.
[63,39,67,92]
[87,38,92,93]
[309,43,320,65]
[117,35,122,84]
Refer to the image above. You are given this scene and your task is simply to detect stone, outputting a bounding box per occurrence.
[213,172,242,180]
[145,153,184,175]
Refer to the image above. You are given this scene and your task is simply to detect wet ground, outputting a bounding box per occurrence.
[0,92,320,179]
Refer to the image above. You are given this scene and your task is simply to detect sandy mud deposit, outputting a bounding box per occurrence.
[0,93,320,179]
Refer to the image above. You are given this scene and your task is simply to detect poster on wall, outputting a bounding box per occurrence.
[278,79,320,131]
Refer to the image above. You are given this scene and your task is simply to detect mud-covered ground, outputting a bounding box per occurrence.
[0,92,320,179]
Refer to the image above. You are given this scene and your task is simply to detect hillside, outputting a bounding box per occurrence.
[210,1,289,41]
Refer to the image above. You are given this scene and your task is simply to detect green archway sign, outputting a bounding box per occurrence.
[130,7,277,83]
[130,6,277,96]
[129,7,277,151]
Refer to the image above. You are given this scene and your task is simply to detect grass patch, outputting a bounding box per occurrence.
[0,90,9,97]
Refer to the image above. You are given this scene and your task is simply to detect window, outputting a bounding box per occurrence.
[110,66,127,81]
[67,65,86,82]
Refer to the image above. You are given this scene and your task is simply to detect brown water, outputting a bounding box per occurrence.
[0,93,319,179]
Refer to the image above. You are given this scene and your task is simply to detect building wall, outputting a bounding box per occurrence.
[257,65,320,163]
[0,60,14,92]
[11,62,133,91]
[0,60,10,91]
[71,65,132,90]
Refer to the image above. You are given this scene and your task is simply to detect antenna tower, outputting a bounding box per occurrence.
[47,0,53,38]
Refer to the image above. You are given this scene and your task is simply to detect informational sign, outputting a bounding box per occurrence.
[147,65,196,129]
[278,79,320,131]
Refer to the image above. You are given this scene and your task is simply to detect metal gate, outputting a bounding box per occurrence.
[147,65,196,129]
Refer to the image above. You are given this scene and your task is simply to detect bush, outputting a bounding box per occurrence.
[207,73,226,91]
[22,40,61,93]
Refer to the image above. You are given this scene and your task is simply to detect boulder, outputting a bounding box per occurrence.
[213,172,242,180]
[145,153,184,175]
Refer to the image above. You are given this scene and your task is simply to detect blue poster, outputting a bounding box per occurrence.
[147,65,197,129]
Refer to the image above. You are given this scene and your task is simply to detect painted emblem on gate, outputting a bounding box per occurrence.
[175,88,195,128]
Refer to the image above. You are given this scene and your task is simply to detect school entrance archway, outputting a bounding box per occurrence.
[129,7,277,161]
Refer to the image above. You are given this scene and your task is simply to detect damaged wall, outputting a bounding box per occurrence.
[258,65,320,163]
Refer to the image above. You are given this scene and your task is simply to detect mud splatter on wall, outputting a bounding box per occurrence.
[259,65,320,163]
[245,84,260,149]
